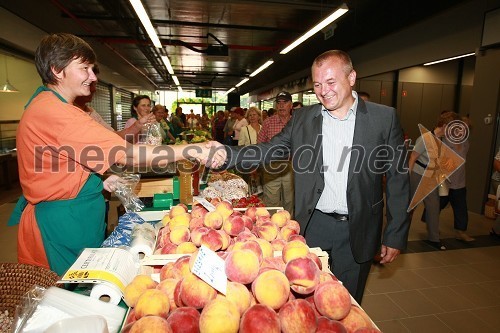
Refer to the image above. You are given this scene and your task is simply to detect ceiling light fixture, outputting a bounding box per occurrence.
[161,55,174,75]
[177,86,183,93]
[1,55,19,93]
[249,60,274,77]
[235,78,249,88]
[423,52,475,66]
[129,0,162,48]
[224,87,236,96]
[280,3,348,55]
[172,75,180,86]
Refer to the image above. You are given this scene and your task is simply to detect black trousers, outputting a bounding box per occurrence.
[304,209,372,304]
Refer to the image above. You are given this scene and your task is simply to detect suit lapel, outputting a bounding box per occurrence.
[311,105,324,181]
[347,102,369,185]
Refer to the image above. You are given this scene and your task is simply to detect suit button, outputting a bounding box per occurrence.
[317,189,322,194]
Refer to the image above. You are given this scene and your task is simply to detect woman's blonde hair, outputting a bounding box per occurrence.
[245,106,262,121]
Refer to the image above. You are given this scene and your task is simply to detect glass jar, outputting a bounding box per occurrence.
[178,160,193,205]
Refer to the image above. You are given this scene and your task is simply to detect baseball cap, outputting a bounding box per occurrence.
[275,91,292,102]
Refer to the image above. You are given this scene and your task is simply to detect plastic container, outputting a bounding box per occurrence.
[44,315,109,333]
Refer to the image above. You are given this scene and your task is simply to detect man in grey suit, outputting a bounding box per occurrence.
[208,50,410,304]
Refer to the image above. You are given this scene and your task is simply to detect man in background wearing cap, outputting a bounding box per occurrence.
[257,91,294,215]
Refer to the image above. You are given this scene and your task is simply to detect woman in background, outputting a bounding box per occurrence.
[124,95,156,143]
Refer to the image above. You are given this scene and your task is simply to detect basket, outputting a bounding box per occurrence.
[0,263,59,317]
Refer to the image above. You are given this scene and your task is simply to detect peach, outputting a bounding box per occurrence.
[203,211,224,229]
[340,304,374,332]
[223,215,246,236]
[128,315,172,333]
[353,328,381,333]
[271,238,287,251]
[240,304,281,333]
[305,295,322,317]
[254,238,273,258]
[314,281,351,320]
[255,215,272,226]
[199,298,240,333]
[172,255,192,279]
[260,256,286,272]
[217,230,231,250]
[340,306,373,332]
[220,281,252,315]
[169,205,188,218]
[160,262,177,280]
[241,215,254,231]
[166,307,200,333]
[289,234,306,243]
[200,229,223,251]
[245,206,258,222]
[232,240,263,263]
[285,256,321,295]
[209,197,222,205]
[189,217,204,230]
[173,279,184,307]
[229,210,243,218]
[235,230,257,242]
[180,273,217,309]
[135,289,170,319]
[255,207,270,218]
[191,227,209,246]
[225,249,260,284]
[279,225,299,241]
[278,299,317,333]
[285,220,301,232]
[124,275,158,307]
[215,201,234,220]
[169,226,190,245]
[191,204,208,219]
[277,209,291,220]
[176,241,197,254]
[160,243,178,254]
[161,215,171,227]
[255,221,279,241]
[317,317,348,333]
[170,213,191,229]
[271,210,290,227]
[307,252,323,270]
[282,240,310,263]
[156,278,179,311]
[156,228,172,249]
[251,269,290,310]
[319,271,338,283]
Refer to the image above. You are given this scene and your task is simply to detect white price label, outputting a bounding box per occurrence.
[193,196,216,212]
[191,245,227,294]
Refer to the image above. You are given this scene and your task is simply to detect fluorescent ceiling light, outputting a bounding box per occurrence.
[423,52,475,66]
[235,78,249,88]
[129,0,162,48]
[177,86,183,92]
[161,55,174,75]
[224,87,236,96]
[280,3,348,54]
[172,75,180,85]
[249,60,274,77]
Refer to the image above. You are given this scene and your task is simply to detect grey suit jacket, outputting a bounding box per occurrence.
[224,99,410,262]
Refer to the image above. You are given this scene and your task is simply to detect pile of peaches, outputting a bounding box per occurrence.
[121,200,380,333]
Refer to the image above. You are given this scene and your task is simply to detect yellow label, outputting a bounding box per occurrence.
[63,269,126,293]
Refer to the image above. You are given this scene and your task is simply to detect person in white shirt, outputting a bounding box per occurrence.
[238,107,262,146]
[231,107,248,146]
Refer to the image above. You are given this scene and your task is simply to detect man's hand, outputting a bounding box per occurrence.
[191,141,227,169]
[378,245,401,264]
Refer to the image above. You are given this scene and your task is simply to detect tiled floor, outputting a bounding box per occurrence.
[1,182,499,332]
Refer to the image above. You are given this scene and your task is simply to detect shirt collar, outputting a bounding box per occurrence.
[321,91,358,120]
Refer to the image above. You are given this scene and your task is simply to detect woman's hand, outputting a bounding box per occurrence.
[139,113,156,125]
[103,174,124,192]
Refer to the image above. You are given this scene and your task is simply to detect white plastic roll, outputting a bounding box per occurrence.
[90,282,122,306]
[129,234,155,257]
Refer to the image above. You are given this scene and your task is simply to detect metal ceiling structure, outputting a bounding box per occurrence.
[1,0,469,94]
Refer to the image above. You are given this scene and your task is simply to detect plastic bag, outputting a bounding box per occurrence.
[112,174,145,213]
[139,122,162,145]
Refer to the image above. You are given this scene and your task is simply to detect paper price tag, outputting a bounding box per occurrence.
[193,196,216,212]
[191,245,227,294]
